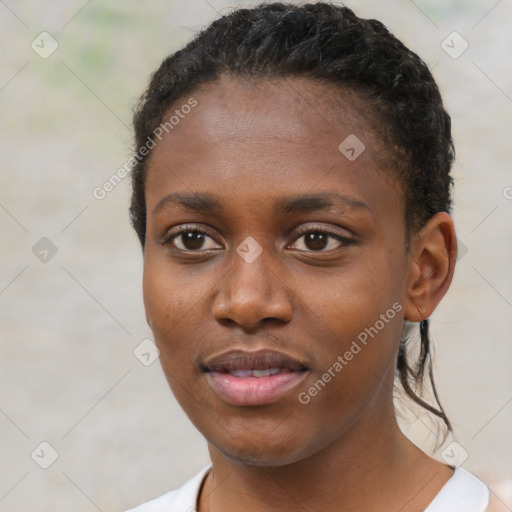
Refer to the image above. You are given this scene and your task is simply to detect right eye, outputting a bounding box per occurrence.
[163,225,222,252]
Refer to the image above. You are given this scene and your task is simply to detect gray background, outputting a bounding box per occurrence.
[0,0,511,510]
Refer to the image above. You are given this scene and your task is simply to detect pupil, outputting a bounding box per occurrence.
[183,231,205,250]
[305,232,327,251]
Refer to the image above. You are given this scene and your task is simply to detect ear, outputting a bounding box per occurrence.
[403,212,457,322]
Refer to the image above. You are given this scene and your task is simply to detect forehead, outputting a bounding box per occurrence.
[161,75,376,149]
[145,76,402,219]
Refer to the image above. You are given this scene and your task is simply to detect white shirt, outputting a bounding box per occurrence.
[125,465,489,512]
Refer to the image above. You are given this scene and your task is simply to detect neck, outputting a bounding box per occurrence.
[198,404,452,512]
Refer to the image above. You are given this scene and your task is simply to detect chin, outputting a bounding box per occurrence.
[208,429,315,467]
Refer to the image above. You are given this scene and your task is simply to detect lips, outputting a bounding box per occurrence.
[202,349,309,406]
[202,349,307,374]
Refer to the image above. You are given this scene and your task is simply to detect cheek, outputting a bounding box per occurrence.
[293,299,403,453]
[142,256,207,405]
[142,253,196,368]
[297,251,404,344]
[292,256,405,412]
[142,250,224,386]
[143,250,210,332]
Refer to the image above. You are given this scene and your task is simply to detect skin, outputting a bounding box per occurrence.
[142,76,457,511]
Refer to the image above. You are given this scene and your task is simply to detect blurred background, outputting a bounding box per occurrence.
[0,0,510,510]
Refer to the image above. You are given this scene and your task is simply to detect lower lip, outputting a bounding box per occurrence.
[206,371,308,406]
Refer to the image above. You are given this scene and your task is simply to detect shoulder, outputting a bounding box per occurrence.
[425,467,490,512]
[124,465,211,512]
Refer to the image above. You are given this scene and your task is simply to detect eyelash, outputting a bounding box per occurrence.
[162,223,353,254]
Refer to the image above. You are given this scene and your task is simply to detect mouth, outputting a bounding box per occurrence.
[201,349,309,407]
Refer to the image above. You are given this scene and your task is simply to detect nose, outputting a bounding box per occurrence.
[212,244,293,331]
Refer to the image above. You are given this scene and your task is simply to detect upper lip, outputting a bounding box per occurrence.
[201,349,308,373]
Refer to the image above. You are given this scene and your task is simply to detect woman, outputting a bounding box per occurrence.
[125,3,489,510]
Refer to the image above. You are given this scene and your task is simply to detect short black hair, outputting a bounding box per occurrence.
[129,2,454,435]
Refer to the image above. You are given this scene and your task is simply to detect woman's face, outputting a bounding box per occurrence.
[143,76,410,465]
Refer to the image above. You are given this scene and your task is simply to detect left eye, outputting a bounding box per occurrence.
[289,230,350,252]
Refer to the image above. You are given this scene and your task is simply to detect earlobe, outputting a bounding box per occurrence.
[403,212,457,322]
[404,302,424,320]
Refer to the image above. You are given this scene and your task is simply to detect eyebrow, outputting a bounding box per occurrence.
[274,192,370,215]
[152,191,370,217]
[153,192,223,217]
